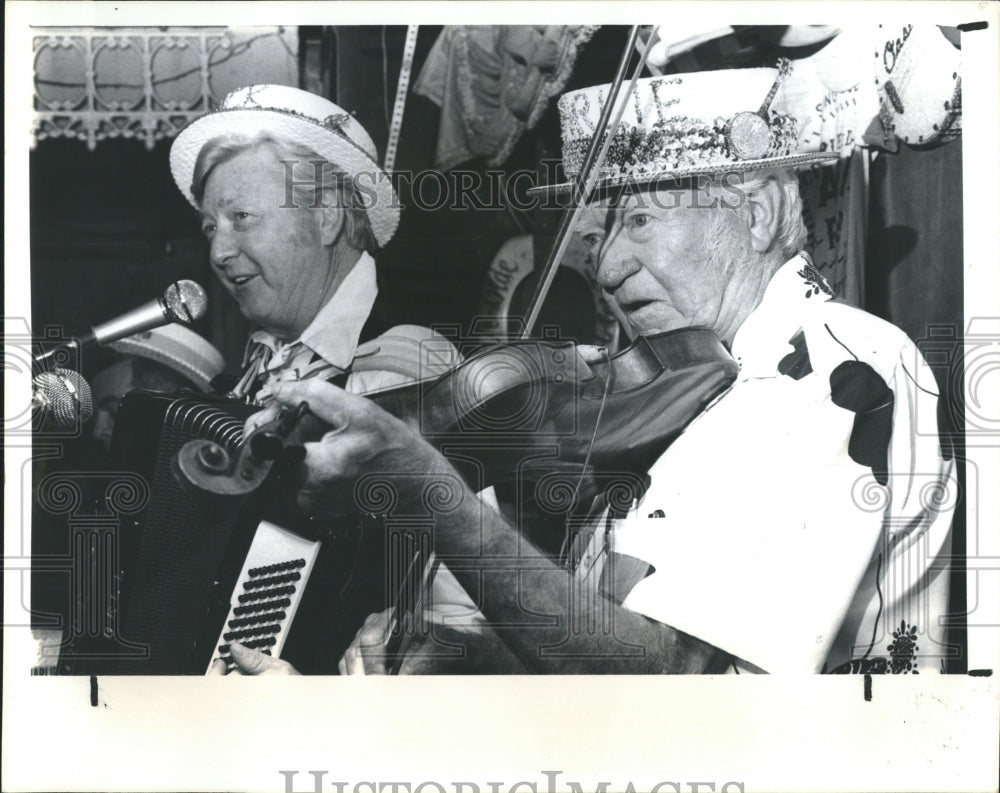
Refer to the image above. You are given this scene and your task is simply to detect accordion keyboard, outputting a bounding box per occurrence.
[208,521,321,674]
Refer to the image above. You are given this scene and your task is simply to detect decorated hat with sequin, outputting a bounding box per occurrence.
[170,84,399,248]
[532,63,838,194]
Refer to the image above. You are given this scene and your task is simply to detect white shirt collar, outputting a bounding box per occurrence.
[730,253,836,379]
[296,250,379,369]
[244,250,378,371]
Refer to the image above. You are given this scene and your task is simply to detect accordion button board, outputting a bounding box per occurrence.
[208,520,321,674]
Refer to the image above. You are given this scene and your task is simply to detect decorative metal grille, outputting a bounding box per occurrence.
[32,27,297,150]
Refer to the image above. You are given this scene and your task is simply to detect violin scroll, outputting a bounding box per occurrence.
[173,401,311,498]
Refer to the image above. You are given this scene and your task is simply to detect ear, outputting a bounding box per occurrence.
[318,189,346,247]
[744,177,783,253]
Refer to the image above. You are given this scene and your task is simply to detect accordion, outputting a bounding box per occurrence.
[101,390,392,675]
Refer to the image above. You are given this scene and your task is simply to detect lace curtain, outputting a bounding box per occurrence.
[32,26,298,150]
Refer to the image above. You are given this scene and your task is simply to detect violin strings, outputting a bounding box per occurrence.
[575,346,613,501]
[561,346,615,564]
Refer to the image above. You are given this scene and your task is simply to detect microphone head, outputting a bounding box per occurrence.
[163,280,208,325]
[34,368,94,429]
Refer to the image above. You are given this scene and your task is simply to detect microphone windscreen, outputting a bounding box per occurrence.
[34,368,94,429]
[163,280,208,324]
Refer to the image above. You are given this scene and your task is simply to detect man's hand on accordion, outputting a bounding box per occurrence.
[245,379,467,519]
[209,641,301,675]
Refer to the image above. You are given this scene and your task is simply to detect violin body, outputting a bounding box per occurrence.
[371,326,738,484]
[178,326,738,503]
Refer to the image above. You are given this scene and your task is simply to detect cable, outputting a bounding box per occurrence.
[862,552,884,659]
[383,25,419,174]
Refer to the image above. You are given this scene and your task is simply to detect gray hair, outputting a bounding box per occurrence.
[689,168,807,282]
[190,133,379,255]
[724,168,807,260]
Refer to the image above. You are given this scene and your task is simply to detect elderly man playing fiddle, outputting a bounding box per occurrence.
[227,68,956,675]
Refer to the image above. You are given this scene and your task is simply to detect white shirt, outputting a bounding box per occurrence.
[233,252,429,402]
[576,255,955,673]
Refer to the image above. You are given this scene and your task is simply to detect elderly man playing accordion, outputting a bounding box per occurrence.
[221,67,956,675]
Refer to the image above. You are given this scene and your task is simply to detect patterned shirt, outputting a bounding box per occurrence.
[574,254,956,673]
[232,252,419,403]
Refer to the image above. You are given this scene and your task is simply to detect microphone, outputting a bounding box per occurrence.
[32,368,95,430]
[34,280,208,368]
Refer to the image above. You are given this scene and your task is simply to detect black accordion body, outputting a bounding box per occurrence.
[99,390,389,675]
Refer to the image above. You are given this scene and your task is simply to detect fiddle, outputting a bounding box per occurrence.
[175,24,685,505]
[174,326,737,504]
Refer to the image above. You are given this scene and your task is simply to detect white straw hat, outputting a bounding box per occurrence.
[108,324,224,392]
[532,65,839,194]
[170,84,400,248]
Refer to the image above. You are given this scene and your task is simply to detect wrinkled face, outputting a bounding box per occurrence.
[579,187,746,339]
[200,145,335,340]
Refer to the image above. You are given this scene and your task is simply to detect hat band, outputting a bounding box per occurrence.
[206,105,381,168]
[562,111,800,182]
